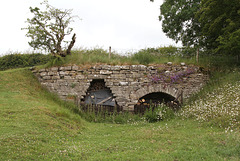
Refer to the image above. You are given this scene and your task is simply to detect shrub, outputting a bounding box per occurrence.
[131,50,155,65]
[157,46,180,56]
[180,46,197,57]
[0,53,53,71]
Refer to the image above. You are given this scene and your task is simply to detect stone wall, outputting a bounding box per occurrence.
[33,64,208,111]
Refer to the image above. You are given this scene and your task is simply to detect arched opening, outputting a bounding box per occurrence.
[134,92,180,114]
[81,79,122,113]
[83,79,115,106]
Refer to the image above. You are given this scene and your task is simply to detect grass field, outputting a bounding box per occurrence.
[0,68,239,160]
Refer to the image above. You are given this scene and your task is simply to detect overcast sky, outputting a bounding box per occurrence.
[0,0,178,55]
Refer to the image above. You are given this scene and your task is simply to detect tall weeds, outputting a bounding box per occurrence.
[61,47,240,68]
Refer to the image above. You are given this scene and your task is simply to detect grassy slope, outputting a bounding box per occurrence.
[0,69,239,160]
[0,69,84,160]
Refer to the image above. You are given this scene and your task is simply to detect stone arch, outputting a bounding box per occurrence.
[133,84,182,113]
[135,84,180,100]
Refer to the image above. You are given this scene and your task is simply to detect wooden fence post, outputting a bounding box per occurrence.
[196,47,199,63]
[109,46,111,59]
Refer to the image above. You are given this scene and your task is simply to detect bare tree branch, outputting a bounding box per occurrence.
[66,33,76,56]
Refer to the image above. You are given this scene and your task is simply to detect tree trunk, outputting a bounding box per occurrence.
[66,33,76,56]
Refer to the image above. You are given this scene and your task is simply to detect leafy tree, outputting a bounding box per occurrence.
[158,0,201,47]
[22,1,77,57]
[197,0,240,55]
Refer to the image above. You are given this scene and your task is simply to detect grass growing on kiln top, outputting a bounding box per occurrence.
[0,68,239,160]
[39,47,240,73]
[43,47,197,67]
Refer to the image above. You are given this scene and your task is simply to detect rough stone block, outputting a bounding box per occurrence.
[147,66,156,70]
[65,66,72,71]
[39,69,46,72]
[51,67,59,71]
[130,93,138,100]
[105,81,113,86]
[125,74,132,78]
[117,97,129,102]
[69,71,77,76]
[102,65,111,70]
[139,65,147,70]
[120,70,129,74]
[64,76,73,80]
[126,78,133,82]
[119,82,128,86]
[111,65,121,71]
[52,76,60,80]
[180,62,185,66]
[48,71,55,76]
[131,100,138,104]
[59,71,65,75]
[130,65,138,70]
[72,65,79,71]
[59,67,65,71]
[121,65,130,70]
[113,82,119,86]
[112,71,120,74]
[76,75,85,79]
[42,76,51,80]
[40,72,47,77]
[88,74,105,79]
[100,70,112,75]
[112,74,122,79]
[182,66,188,71]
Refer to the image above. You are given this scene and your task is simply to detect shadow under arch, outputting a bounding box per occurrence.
[134,91,181,114]
[138,92,176,104]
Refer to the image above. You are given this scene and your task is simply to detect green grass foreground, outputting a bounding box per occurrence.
[0,69,239,160]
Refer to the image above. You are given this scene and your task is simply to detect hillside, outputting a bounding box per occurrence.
[0,69,84,159]
[0,68,239,160]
